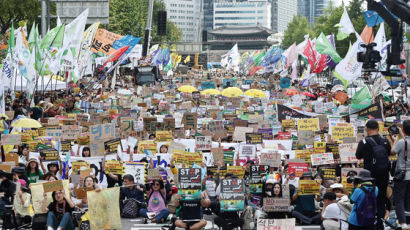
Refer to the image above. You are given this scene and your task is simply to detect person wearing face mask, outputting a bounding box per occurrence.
[255,179,287,221]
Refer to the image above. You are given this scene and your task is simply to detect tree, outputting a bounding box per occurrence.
[0,0,41,34]
[107,0,182,42]
[282,15,314,48]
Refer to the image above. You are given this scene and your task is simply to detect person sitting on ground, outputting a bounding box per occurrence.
[42,189,75,230]
[12,179,32,226]
[321,192,348,230]
[139,179,170,223]
[120,174,145,217]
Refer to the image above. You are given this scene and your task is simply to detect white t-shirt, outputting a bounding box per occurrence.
[323,203,348,230]
[285,177,299,189]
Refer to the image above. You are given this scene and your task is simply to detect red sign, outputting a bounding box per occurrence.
[277,132,291,140]
[288,162,309,177]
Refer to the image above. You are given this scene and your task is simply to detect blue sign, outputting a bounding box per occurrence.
[280,77,291,88]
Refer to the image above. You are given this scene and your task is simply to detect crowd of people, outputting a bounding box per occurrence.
[0,71,409,230]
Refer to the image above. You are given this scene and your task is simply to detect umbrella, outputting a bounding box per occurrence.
[301,92,316,98]
[178,85,197,93]
[201,89,221,96]
[331,85,345,93]
[222,87,243,98]
[245,89,266,98]
[11,118,42,128]
[284,89,299,96]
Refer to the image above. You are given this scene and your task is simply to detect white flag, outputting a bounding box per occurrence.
[336,7,356,40]
[335,33,364,84]
[283,42,297,68]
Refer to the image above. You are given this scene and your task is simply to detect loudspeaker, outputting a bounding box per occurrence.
[202,30,207,42]
[157,11,167,36]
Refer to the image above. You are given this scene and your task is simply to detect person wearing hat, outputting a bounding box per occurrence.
[25,158,43,186]
[347,169,378,230]
[355,119,390,230]
[30,100,45,120]
[13,179,32,226]
[291,171,322,225]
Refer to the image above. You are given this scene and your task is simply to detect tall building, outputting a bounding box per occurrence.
[298,0,329,25]
[202,0,214,32]
[163,0,201,42]
[213,1,272,29]
[270,0,298,32]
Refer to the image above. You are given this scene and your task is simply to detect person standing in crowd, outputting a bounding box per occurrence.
[391,120,410,228]
[355,119,390,230]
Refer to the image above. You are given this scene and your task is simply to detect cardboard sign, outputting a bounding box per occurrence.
[91,28,124,55]
[147,168,163,180]
[245,133,262,144]
[208,120,226,140]
[1,134,21,145]
[0,162,15,172]
[234,119,248,128]
[143,117,157,134]
[322,167,336,179]
[74,187,94,199]
[257,218,296,230]
[298,118,319,131]
[42,180,64,193]
[61,125,82,140]
[40,148,59,162]
[339,143,358,163]
[282,119,295,128]
[263,198,290,212]
[60,140,71,152]
[90,123,115,141]
[212,148,224,163]
[195,136,212,152]
[183,113,197,130]
[5,153,19,165]
[298,130,314,145]
[45,129,63,140]
[298,180,320,195]
[239,144,256,157]
[178,168,202,200]
[310,153,334,166]
[220,178,245,211]
[260,151,281,167]
[80,169,92,178]
[105,160,124,175]
[104,138,121,154]
[158,118,175,132]
[295,149,314,163]
[120,117,135,133]
[250,165,270,194]
[288,162,309,177]
[71,161,90,174]
[233,127,254,142]
[314,142,326,153]
[156,131,172,142]
[332,126,354,140]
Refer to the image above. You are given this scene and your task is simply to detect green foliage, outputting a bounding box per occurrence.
[107,0,182,42]
[0,0,41,34]
[282,15,314,49]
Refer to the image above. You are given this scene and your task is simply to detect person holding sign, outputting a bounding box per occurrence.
[139,179,170,223]
[12,179,32,226]
[120,174,145,217]
[255,179,287,220]
[45,159,63,180]
[17,144,29,165]
[171,191,209,230]
[25,158,43,186]
[291,171,322,225]
[102,150,124,188]
[42,189,75,230]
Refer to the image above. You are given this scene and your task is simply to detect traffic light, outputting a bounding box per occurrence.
[157,11,167,36]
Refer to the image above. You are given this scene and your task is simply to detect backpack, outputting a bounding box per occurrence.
[122,198,140,218]
[356,185,377,226]
[366,137,389,174]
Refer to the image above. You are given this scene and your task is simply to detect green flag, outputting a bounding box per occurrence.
[28,23,37,52]
[163,55,173,73]
[253,50,266,66]
[8,23,15,55]
[315,33,342,63]
[351,86,372,109]
[40,25,65,49]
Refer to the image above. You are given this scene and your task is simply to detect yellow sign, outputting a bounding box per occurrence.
[156,131,173,142]
[314,142,326,153]
[105,160,125,175]
[226,166,245,178]
[138,140,157,154]
[88,187,122,230]
[173,151,203,166]
[298,118,319,131]
[282,119,295,128]
[332,126,354,140]
[295,149,314,163]
[31,180,70,214]
[298,180,320,195]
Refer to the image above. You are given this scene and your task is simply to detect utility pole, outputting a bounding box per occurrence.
[41,0,47,37]
[142,0,154,57]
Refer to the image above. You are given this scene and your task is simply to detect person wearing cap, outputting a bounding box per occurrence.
[347,169,378,230]
[25,158,43,186]
[291,171,322,225]
[355,119,390,229]
[13,179,32,225]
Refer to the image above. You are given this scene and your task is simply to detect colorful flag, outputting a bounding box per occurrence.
[283,43,297,68]
[100,46,129,70]
[184,55,190,64]
[360,25,374,44]
[303,40,316,69]
[315,33,342,63]
[312,54,328,73]
[336,7,355,40]
[40,25,65,49]
[363,11,384,27]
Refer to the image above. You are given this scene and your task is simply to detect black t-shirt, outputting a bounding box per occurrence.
[179,200,202,221]
[47,200,74,220]
[355,135,391,172]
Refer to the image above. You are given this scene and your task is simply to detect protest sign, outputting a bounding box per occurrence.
[258,128,273,140]
[61,125,82,140]
[223,150,235,165]
[0,162,14,172]
[173,151,203,166]
[298,118,319,131]
[42,180,64,193]
[239,144,256,158]
[297,130,314,145]
[71,161,90,174]
[263,198,290,212]
[143,117,157,134]
[314,142,326,153]
[220,178,245,211]
[178,168,202,200]
[332,126,354,140]
[40,148,59,162]
[322,167,336,179]
[88,187,122,230]
[282,119,295,128]
[1,134,21,145]
[277,104,311,121]
[212,148,224,163]
[233,127,254,142]
[208,120,226,140]
[104,138,121,154]
[277,132,291,140]
[156,131,173,142]
[257,218,295,230]
[138,140,157,154]
[183,113,197,130]
[74,187,94,199]
[195,136,212,152]
[299,180,320,195]
[356,103,383,119]
[260,151,281,167]
[342,168,363,192]
[234,119,248,128]
[90,123,115,141]
[288,162,309,177]
[105,160,124,175]
[148,168,163,181]
[245,133,263,144]
[5,153,18,165]
[310,153,334,166]
[124,162,146,184]
[31,180,70,214]
[45,129,62,140]
[339,143,358,163]
[295,149,314,163]
[326,143,340,159]
[250,165,270,194]
[60,140,71,152]
[226,166,245,178]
